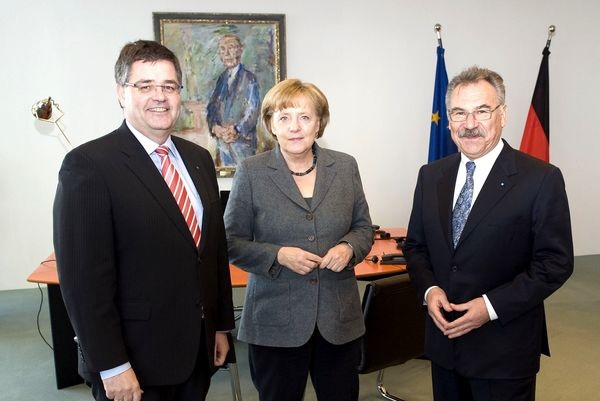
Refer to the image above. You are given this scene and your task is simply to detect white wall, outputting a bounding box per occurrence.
[2,0,598,290]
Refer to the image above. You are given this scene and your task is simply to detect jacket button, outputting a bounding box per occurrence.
[308,235,315,241]
[451,265,458,272]
[306,213,313,220]
[309,278,318,284]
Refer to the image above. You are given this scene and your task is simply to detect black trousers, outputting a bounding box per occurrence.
[248,328,361,401]
[431,362,537,401]
[89,330,211,401]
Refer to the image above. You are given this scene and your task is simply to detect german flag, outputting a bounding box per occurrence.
[520,47,550,162]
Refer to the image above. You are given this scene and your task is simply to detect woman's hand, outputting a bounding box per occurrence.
[277,247,322,275]
[320,243,353,272]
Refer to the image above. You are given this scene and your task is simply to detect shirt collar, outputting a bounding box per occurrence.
[460,139,504,169]
[126,120,174,156]
[228,64,241,77]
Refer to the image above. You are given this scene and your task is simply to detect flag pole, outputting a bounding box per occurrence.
[546,25,556,49]
[519,26,553,162]
[428,23,456,162]
[434,23,443,47]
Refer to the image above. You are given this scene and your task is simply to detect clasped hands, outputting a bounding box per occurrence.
[426,287,490,339]
[277,244,353,274]
[212,124,239,144]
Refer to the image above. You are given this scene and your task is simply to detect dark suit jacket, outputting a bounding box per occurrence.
[53,121,234,385]
[405,140,573,379]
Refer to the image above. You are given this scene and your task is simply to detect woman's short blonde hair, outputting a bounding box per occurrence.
[261,79,330,138]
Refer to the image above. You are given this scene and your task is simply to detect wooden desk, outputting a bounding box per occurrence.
[29,227,406,287]
[355,227,407,279]
[29,256,81,389]
[29,256,252,289]
[28,228,406,389]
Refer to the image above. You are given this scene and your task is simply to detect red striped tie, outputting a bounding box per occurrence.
[155,145,201,247]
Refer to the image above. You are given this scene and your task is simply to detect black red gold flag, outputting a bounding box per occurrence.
[520,47,550,162]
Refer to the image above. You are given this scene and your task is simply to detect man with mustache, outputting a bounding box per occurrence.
[404,66,573,401]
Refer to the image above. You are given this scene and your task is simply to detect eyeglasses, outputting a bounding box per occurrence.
[449,104,503,122]
[123,82,183,95]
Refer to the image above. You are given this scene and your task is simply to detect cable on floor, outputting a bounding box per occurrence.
[36,283,54,350]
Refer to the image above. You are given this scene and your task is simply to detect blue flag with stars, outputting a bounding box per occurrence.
[428,46,457,162]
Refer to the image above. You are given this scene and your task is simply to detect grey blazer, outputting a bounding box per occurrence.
[224,144,373,347]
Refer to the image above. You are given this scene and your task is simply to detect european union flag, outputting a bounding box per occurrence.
[428,46,457,162]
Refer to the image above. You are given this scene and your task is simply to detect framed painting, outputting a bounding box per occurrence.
[154,12,286,177]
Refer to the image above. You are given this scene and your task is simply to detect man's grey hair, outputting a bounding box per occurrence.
[446,66,505,109]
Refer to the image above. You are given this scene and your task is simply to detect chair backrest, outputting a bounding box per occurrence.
[220,190,230,216]
[358,274,426,374]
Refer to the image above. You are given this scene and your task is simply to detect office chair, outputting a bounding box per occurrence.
[358,274,426,401]
[222,332,243,401]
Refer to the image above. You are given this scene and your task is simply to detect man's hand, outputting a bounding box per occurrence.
[277,247,323,275]
[102,368,142,401]
[211,124,228,138]
[212,124,239,143]
[425,287,453,333]
[319,243,353,272]
[214,333,229,366]
[443,297,490,339]
[221,126,239,144]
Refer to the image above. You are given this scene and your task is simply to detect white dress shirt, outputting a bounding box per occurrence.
[424,140,504,322]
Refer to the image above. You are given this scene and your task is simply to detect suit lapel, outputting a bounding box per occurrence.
[436,155,460,251]
[116,124,197,250]
[267,145,311,211]
[311,145,336,211]
[458,143,517,247]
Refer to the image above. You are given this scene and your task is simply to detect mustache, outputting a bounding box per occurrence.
[457,127,484,138]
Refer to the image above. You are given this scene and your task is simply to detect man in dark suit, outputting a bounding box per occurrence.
[206,34,260,167]
[53,40,234,401]
[404,66,573,401]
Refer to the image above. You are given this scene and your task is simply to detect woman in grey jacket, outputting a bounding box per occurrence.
[224,79,373,401]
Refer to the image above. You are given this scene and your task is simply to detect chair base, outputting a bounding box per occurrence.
[221,362,243,401]
[376,369,405,401]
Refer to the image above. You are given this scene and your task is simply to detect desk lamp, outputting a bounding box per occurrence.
[31,97,73,149]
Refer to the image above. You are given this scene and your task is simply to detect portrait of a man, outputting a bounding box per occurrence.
[154,13,286,176]
[207,34,260,167]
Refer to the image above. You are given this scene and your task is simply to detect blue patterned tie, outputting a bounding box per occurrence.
[452,161,476,248]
